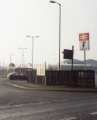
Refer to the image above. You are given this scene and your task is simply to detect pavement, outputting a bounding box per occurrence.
[7,80,97,92]
[1,77,97,120]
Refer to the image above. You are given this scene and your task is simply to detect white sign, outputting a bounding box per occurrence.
[36,64,45,76]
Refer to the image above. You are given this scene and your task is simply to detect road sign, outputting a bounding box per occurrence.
[79,32,90,50]
[79,33,89,41]
[63,49,73,59]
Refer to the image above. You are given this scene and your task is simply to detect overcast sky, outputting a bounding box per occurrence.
[0,0,97,66]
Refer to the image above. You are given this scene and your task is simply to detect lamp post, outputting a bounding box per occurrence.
[10,54,14,64]
[26,35,39,69]
[18,48,27,67]
[49,0,61,71]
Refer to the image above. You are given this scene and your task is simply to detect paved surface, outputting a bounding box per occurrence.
[0,78,97,120]
[7,80,97,92]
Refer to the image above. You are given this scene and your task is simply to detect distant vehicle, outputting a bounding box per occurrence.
[7,72,28,80]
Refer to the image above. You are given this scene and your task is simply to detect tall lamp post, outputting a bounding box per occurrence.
[26,35,39,69]
[49,0,61,71]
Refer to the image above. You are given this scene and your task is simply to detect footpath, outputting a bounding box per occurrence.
[7,80,97,92]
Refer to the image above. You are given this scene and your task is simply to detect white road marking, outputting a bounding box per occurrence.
[90,112,97,115]
[60,117,77,120]
[0,101,51,110]
[0,107,57,119]
[10,83,27,89]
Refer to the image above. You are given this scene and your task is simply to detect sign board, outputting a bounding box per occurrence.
[63,49,73,59]
[79,32,90,50]
[36,64,45,76]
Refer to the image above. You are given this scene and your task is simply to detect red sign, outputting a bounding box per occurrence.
[79,33,89,42]
[79,32,90,50]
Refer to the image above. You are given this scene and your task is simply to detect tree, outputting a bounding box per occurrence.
[9,63,15,68]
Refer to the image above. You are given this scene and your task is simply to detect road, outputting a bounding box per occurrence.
[0,78,97,120]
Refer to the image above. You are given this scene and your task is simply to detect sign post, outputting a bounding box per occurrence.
[63,47,74,70]
[79,33,90,65]
[72,46,74,71]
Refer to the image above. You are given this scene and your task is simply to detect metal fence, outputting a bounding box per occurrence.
[45,70,95,88]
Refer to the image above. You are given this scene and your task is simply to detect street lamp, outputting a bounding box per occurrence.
[50,0,61,5]
[26,35,39,69]
[49,0,61,71]
[50,0,56,3]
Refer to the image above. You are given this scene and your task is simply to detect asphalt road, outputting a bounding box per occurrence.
[0,78,97,120]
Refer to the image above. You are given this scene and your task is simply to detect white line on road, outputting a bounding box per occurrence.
[10,83,27,89]
[90,112,97,115]
[0,101,50,110]
[0,108,57,119]
[60,117,77,120]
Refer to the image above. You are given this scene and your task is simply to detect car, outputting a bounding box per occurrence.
[7,72,28,80]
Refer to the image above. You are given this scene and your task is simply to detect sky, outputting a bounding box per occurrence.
[0,0,97,66]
